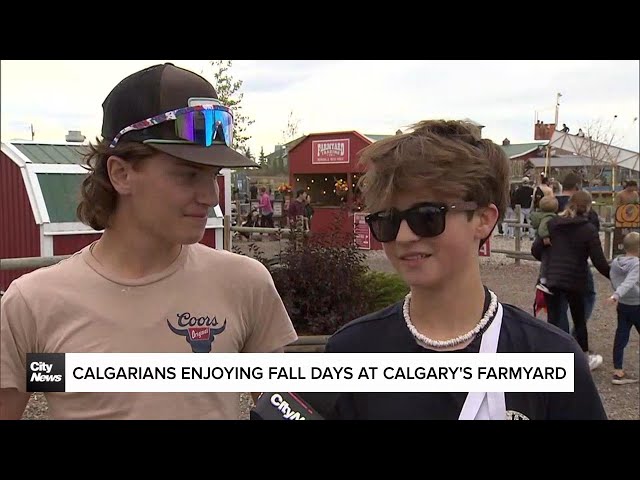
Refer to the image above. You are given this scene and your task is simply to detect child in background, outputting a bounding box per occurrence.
[530,195,559,294]
[239,208,260,240]
[606,231,640,385]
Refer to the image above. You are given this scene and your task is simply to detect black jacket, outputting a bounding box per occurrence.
[531,215,610,292]
[587,209,600,231]
[324,289,607,420]
[513,185,533,209]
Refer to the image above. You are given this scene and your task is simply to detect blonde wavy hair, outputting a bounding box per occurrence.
[356,119,510,222]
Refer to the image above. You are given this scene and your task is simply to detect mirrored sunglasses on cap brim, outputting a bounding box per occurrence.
[109,104,234,148]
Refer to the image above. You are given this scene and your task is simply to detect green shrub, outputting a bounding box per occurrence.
[270,211,372,336]
[233,208,410,336]
[362,270,410,312]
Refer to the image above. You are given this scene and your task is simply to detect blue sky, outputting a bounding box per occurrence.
[2,60,638,155]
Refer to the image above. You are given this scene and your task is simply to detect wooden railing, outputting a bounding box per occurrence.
[493,205,615,264]
[0,219,309,272]
[0,208,616,272]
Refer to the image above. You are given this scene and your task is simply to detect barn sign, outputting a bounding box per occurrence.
[311,139,350,165]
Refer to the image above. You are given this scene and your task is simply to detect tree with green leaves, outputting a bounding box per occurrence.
[258,147,268,169]
[208,60,254,154]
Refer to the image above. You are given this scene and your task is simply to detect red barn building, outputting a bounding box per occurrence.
[287,130,387,250]
[500,138,548,178]
[0,140,229,291]
[286,127,507,255]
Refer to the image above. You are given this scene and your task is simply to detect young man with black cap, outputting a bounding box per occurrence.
[0,63,298,420]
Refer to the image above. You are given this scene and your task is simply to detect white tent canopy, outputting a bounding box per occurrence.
[548,131,639,172]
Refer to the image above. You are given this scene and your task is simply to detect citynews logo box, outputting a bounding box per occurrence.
[26,353,65,392]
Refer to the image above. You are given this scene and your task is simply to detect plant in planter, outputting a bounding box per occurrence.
[270,208,371,335]
[276,183,292,197]
[335,179,349,198]
[360,270,410,312]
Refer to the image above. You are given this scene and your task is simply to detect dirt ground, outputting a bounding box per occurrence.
[481,258,639,421]
[21,235,639,420]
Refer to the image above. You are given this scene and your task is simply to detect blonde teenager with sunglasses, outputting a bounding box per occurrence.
[323,120,606,420]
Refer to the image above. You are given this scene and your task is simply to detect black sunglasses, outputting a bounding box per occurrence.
[365,201,478,243]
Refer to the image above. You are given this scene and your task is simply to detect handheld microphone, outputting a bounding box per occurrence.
[250,391,340,420]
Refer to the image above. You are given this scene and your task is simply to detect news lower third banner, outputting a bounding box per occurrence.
[26,352,575,393]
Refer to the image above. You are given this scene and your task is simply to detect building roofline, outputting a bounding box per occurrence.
[3,139,90,147]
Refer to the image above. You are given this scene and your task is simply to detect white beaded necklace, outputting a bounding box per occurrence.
[402,289,498,349]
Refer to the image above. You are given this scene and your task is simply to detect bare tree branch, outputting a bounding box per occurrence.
[573,118,622,186]
[281,110,301,144]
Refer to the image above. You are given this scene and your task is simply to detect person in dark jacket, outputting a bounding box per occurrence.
[531,190,610,371]
[554,173,600,336]
[513,177,534,239]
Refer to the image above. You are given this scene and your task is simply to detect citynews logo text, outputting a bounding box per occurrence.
[30,361,62,382]
[270,393,306,420]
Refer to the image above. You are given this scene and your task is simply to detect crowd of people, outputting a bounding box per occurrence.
[526,174,639,382]
[236,187,314,241]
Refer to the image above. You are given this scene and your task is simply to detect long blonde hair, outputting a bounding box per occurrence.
[560,190,592,218]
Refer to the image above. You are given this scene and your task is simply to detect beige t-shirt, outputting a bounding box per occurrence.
[0,242,298,420]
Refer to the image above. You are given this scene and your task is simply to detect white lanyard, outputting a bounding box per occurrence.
[458,303,505,420]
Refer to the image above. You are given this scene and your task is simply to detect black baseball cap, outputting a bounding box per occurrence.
[101,63,258,168]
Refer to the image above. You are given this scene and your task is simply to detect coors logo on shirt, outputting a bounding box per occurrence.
[167,312,227,353]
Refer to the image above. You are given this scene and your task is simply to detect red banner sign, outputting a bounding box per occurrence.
[353,212,371,250]
[312,139,350,164]
[478,237,491,257]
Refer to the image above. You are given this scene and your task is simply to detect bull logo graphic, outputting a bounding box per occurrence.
[167,312,227,353]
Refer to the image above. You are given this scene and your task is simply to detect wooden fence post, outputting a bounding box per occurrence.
[514,205,522,265]
[223,215,231,251]
[604,207,612,261]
